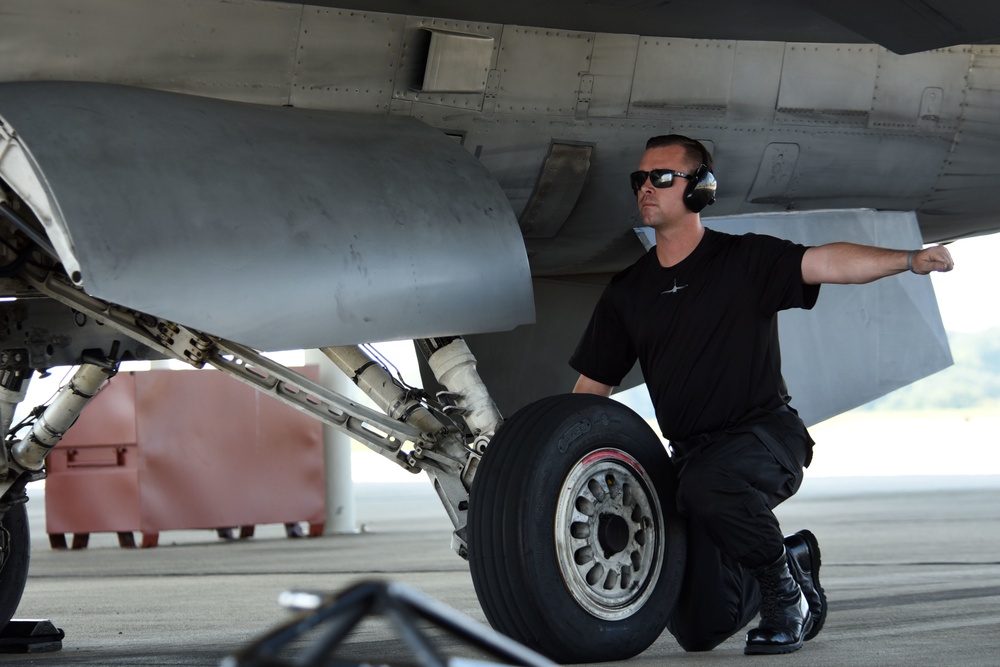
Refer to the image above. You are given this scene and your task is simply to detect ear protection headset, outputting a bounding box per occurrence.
[683,165,718,213]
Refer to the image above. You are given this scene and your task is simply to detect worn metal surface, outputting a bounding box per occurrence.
[0,81,533,350]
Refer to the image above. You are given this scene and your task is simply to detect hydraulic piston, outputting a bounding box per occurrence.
[9,362,117,472]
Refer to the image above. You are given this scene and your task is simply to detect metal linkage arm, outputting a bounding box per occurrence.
[207,340,435,474]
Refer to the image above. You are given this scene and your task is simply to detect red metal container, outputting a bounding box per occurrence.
[45,367,325,548]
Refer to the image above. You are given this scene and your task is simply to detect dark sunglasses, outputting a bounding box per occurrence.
[630,169,694,193]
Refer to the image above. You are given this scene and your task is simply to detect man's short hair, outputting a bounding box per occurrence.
[645,135,714,173]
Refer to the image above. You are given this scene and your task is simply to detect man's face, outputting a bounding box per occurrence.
[635,145,695,230]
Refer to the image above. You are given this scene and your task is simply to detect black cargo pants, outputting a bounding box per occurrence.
[664,409,812,651]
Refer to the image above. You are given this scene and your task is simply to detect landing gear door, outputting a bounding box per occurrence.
[0,81,534,351]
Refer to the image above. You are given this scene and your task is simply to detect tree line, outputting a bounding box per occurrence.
[862,327,1000,410]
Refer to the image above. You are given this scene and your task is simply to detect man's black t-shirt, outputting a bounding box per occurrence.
[570,228,820,442]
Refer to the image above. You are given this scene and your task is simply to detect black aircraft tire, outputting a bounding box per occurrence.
[468,394,685,663]
[0,502,30,629]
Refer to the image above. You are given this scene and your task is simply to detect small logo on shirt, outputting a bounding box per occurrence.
[661,279,688,295]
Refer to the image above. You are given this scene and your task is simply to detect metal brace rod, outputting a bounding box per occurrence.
[207,340,440,473]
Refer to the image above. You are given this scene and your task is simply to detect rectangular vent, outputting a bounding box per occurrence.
[420,29,494,94]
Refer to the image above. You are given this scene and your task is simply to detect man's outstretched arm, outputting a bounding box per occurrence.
[801,243,954,285]
[573,374,614,397]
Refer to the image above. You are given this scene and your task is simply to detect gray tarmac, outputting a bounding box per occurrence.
[5,475,1000,666]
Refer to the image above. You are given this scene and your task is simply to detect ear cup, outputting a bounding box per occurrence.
[684,165,717,213]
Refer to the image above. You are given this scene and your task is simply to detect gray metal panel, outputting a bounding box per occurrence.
[728,41,785,117]
[869,47,970,129]
[0,0,301,105]
[289,6,404,112]
[493,27,595,116]
[629,38,735,118]
[777,43,879,112]
[705,209,951,427]
[920,48,1000,240]
[766,131,947,209]
[587,33,639,119]
[0,82,534,350]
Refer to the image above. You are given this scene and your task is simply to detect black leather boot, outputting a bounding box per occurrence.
[744,548,812,655]
[785,529,827,640]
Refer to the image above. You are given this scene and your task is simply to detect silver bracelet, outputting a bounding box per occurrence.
[907,249,920,273]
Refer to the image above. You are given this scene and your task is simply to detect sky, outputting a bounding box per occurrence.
[929,231,1000,333]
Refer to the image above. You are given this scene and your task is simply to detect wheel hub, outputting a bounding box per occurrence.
[598,513,629,556]
[555,447,665,620]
